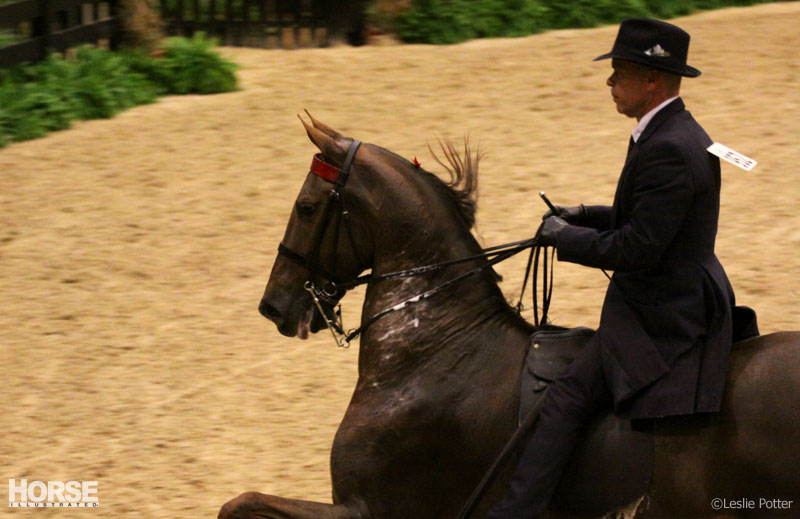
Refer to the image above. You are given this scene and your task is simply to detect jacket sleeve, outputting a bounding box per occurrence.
[556,141,694,272]
[581,205,613,231]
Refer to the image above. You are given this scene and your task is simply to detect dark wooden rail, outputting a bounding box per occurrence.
[0,0,118,68]
[158,0,366,48]
[0,0,365,68]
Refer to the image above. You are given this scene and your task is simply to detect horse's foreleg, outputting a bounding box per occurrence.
[218,492,365,519]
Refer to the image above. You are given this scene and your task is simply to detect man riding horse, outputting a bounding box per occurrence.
[487,18,759,519]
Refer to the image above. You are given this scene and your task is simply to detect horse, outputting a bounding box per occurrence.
[218,115,800,519]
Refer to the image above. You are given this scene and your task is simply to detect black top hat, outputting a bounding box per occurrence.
[594,18,701,78]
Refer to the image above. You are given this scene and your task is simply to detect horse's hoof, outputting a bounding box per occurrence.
[218,492,261,519]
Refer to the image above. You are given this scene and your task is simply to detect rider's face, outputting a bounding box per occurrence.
[606,59,653,120]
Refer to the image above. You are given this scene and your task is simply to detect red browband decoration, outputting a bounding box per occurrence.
[310,153,340,183]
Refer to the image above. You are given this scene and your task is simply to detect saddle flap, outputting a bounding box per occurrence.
[520,327,596,425]
[526,327,596,381]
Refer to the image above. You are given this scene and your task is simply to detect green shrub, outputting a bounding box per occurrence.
[538,0,649,29]
[0,55,76,142]
[123,49,173,96]
[394,0,777,44]
[398,0,547,44]
[0,86,73,141]
[70,47,159,119]
[0,34,238,149]
[156,33,238,94]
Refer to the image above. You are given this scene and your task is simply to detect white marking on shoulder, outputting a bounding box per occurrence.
[707,142,757,171]
[377,328,400,342]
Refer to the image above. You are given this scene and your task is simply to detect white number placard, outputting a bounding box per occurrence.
[707,142,757,171]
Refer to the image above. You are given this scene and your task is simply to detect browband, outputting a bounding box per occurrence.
[309,140,362,184]
[310,154,340,182]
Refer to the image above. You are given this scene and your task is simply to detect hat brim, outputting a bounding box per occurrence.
[594,52,701,78]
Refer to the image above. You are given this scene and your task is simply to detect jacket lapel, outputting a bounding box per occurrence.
[622,136,638,171]
[609,98,685,229]
[637,97,684,145]
[611,138,639,228]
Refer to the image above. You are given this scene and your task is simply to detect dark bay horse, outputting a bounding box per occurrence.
[219,116,800,519]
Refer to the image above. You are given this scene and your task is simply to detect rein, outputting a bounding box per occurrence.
[279,141,555,348]
[344,237,542,344]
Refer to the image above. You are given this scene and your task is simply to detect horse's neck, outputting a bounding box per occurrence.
[358,216,531,387]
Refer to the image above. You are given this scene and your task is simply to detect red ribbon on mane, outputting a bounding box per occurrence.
[310,154,340,183]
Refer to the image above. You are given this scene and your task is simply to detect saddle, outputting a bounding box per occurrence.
[520,327,653,516]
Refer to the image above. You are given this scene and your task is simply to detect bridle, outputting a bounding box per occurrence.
[278,139,554,348]
[278,140,363,284]
[277,139,364,347]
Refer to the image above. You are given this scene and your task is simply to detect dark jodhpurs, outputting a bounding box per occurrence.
[487,337,614,519]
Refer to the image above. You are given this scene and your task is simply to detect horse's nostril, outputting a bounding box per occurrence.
[258,299,284,326]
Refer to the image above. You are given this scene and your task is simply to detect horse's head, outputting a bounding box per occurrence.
[261,114,482,341]
[259,114,376,339]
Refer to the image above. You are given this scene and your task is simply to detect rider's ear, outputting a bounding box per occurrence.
[299,114,349,165]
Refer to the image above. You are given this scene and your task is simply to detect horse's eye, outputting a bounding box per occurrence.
[296,201,317,218]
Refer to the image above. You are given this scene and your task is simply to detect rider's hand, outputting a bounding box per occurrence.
[542,204,586,224]
[537,216,568,247]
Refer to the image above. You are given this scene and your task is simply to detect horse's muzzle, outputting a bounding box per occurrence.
[258,298,284,327]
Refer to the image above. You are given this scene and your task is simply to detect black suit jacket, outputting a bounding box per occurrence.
[557,98,742,419]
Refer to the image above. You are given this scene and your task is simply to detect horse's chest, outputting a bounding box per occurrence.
[330,388,468,486]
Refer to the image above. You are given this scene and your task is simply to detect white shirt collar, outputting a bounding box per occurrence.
[632,96,679,143]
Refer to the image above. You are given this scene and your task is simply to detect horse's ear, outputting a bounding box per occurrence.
[304,110,342,139]
[298,114,349,164]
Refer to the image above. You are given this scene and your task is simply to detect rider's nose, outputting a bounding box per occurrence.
[259,299,284,326]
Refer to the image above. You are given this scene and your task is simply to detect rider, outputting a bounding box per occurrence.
[487,18,758,518]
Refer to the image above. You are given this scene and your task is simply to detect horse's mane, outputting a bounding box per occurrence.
[368,139,480,230]
[422,139,480,230]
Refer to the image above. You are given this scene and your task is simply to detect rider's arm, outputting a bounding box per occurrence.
[581,205,613,231]
[554,141,694,272]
